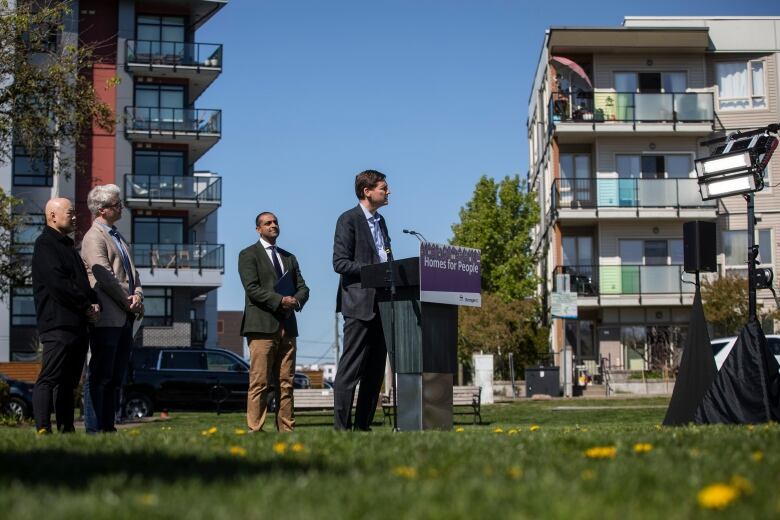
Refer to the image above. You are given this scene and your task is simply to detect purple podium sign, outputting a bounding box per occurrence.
[419,242,481,307]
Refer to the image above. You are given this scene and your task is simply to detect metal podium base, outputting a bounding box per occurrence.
[397,372,453,431]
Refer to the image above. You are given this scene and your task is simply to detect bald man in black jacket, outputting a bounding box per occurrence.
[32,198,99,434]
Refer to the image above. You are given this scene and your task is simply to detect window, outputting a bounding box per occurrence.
[143,287,173,326]
[716,61,766,110]
[136,15,186,42]
[134,149,185,176]
[13,214,45,255]
[559,154,591,202]
[159,350,206,370]
[13,146,52,186]
[616,154,693,179]
[206,352,238,372]
[133,216,185,244]
[614,72,687,93]
[11,286,36,325]
[619,239,683,266]
[135,84,184,109]
[723,229,772,266]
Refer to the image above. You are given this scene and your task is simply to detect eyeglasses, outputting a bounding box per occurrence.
[104,201,123,210]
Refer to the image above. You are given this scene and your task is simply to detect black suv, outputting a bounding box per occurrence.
[123,347,310,417]
[1,374,34,420]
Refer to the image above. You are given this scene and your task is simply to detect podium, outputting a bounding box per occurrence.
[361,257,458,430]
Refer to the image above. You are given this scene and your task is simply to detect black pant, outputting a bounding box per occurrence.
[33,328,89,433]
[333,313,387,430]
[84,317,134,433]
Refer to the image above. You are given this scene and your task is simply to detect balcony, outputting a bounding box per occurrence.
[134,243,224,290]
[551,178,717,221]
[124,107,221,163]
[124,174,221,224]
[554,264,697,306]
[549,91,714,140]
[125,40,222,103]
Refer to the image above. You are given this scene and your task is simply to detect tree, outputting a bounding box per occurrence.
[0,1,114,298]
[451,175,548,375]
[0,0,113,174]
[451,175,539,299]
[701,272,780,337]
[458,293,548,379]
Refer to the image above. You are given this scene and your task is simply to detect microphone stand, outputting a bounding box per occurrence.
[384,236,399,432]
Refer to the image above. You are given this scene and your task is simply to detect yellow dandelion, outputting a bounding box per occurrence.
[633,443,653,454]
[530,425,540,432]
[208,426,217,434]
[291,442,305,453]
[579,427,589,433]
[697,483,739,510]
[746,424,754,431]
[751,450,764,462]
[730,475,753,495]
[506,467,522,479]
[507,429,519,435]
[580,469,596,481]
[36,428,49,435]
[392,466,417,479]
[128,429,141,436]
[493,427,504,433]
[229,446,247,457]
[273,442,287,455]
[584,446,617,459]
[654,424,662,431]
[234,428,247,436]
[455,427,465,433]
[137,493,159,506]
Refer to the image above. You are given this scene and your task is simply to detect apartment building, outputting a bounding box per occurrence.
[527,17,780,375]
[0,0,227,362]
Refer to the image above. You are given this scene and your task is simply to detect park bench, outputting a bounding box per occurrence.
[381,385,482,425]
[293,389,336,411]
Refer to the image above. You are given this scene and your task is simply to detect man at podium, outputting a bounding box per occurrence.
[332,170,391,431]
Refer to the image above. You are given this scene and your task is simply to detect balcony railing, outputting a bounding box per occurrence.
[124,107,221,135]
[133,243,225,273]
[552,178,717,210]
[126,40,222,68]
[124,174,221,204]
[554,265,695,296]
[550,91,714,124]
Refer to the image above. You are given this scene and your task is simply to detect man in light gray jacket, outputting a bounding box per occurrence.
[81,184,143,433]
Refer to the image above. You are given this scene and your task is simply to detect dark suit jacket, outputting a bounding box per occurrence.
[238,241,309,337]
[333,204,390,321]
[32,226,98,334]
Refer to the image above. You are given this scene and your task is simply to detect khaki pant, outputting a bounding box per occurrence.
[247,328,296,432]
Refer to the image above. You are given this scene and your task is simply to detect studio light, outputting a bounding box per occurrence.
[695,127,778,200]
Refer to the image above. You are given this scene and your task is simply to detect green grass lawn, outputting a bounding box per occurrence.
[1,398,778,519]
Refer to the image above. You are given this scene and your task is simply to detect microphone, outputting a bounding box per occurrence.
[403,229,427,243]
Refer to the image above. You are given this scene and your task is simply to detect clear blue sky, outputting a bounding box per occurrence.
[195,0,778,363]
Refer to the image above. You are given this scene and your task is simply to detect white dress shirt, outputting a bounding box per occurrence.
[359,203,387,262]
[258,237,286,275]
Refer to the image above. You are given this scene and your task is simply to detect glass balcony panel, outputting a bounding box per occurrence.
[637,179,676,206]
[635,94,673,121]
[675,93,714,121]
[125,107,221,134]
[125,175,221,202]
[641,265,679,293]
[126,40,222,68]
[132,243,224,271]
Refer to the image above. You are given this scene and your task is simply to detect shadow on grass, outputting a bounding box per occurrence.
[0,448,331,488]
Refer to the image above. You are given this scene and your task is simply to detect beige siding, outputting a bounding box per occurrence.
[593,54,707,89]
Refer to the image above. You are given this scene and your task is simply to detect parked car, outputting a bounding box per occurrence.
[711,335,780,371]
[0,374,34,420]
[123,347,310,418]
